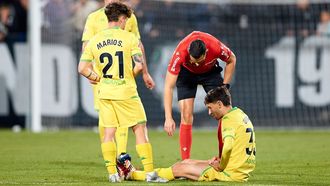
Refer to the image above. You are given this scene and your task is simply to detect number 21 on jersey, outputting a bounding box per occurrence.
[99,51,124,79]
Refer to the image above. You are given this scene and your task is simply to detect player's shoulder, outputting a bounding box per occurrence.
[87,7,105,19]
[222,108,245,124]
[130,12,137,20]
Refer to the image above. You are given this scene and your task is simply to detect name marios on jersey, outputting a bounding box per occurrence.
[97,39,123,50]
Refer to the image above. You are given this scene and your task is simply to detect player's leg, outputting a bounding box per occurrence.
[132,124,154,172]
[178,98,195,160]
[99,99,120,182]
[176,67,198,160]
[130,168,175,181]
[171,159,209,181]
[113,99,152,171]
[114,97,166,182]
[133,124,169,182]
[92,83,105,143]
[115,126,128,155]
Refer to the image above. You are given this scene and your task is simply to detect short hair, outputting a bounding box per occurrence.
[104,2,132,22]
[204,87,232,106]
[188,39,206,59]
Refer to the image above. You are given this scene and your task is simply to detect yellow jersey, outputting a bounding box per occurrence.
[80,27,142,100]
[221,107,256,181]
[82,7,141,42]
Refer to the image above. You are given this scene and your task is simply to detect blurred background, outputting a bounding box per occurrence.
[0,0,330,130]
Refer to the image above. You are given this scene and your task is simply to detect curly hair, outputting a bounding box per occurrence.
[204,86,231,106]
[104,2,132,22]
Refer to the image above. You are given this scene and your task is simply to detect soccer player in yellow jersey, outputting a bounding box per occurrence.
[129,87,256,182]
[78,2,163,183]
[82,0,155,156]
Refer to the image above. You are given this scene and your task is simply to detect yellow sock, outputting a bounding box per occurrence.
[155,168,175,180]
[115,127,128,154]
[136,143,153,172]
[130,168,174,181]
[98,125,104,142]
[101,141,117,174]
[131,170,146,181]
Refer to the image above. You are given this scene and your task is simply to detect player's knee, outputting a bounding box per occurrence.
[180,112,193,123]
[181,159,193,164]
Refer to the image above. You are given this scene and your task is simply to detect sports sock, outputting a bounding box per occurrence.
[115,127,128,154]
[179,124,192,160]
[101,141,117,174]
[130,170,145,181]
[130,168,174,181]
[155,168,175,180]
[136,143,154,172]
[98,125,104,142]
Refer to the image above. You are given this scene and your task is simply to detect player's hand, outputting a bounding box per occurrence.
[89,75,100,85]
[143,73,155,90]
[164,118,176,136]
[208,156,220,171]
[89,79,98,85]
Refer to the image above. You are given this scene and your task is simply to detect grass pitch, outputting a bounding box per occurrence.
[0,129,330,185]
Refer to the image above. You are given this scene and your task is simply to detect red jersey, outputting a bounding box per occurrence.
[167,31,232,75]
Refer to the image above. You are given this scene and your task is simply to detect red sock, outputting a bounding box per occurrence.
[179,124,192,160]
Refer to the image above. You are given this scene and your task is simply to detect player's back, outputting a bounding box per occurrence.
[88,28,142,100]
[221,107,256,181]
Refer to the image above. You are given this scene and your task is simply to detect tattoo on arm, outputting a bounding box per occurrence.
[133,54,143,63]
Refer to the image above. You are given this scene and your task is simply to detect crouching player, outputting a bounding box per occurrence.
[120,87,256,182]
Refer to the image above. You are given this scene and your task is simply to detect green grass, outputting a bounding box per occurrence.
[0,129,330,185]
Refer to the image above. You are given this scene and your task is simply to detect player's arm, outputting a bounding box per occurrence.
[132,53,144,77]
[223,52,236,85]
[82,41,88,51]
[218,136,234,171]
[78,61,100,84]
[163,71,178,136]
[128,13,155,89]
[139,40,155,89]
[81,12,95,51]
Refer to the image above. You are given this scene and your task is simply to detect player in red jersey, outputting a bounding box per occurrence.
[163,31,236,160]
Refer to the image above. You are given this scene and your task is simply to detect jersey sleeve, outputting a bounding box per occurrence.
[218,41,233,63]
[167,46,185,75]
[80,41,94,62]
[82,14,96,42]
[125,13,141,40]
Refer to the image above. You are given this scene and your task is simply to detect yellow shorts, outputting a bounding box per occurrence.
[98,97,147,128]
[93,84,100,111]
[198,166,243,182]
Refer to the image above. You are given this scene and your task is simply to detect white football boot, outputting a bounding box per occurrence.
[108,173,121,183]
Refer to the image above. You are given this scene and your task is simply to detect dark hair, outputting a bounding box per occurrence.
[104,2,132,22]
[188,39,206,59]
[204,87,231,106]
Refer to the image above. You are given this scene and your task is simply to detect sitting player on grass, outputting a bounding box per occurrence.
[117,87,256,182]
